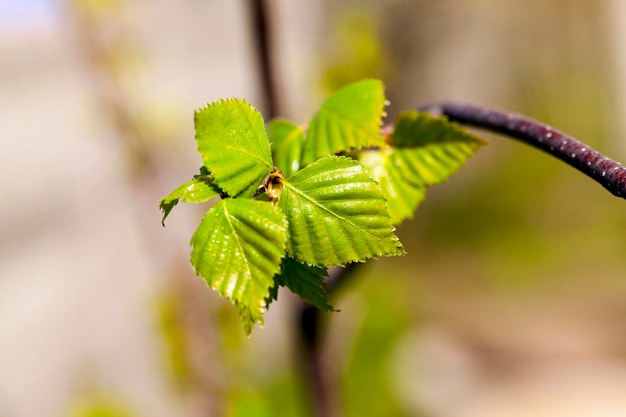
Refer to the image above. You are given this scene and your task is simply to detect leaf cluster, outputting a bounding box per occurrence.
[160,79,485,335]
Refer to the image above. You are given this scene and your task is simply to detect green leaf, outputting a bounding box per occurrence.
[302,79,386,165]
[279,155,404,267]
[265,278,280,309]
[359,111,487,224]
[159,173,221,225]
[359,149,425,226]
[391,110,487,149]
[190,199,287,335]
[195,99,273,198]
[275,258,332,311]
[268,119,305,178]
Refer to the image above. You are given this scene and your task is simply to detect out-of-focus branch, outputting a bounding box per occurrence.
[248,1,349,415]
[248,1,345,414]
[248,0,282,118]
[296,263,360,417]
[297,303,337,417]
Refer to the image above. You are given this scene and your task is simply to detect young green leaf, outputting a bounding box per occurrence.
[359,149,425,226]
[359,111,487,224]
[279,155,404,267]
[275,258,332,311]
[195,99,273,198]
[268,119,305,179]
[190,198,288,335]
[159,174,221,226]
[301,79,386,165]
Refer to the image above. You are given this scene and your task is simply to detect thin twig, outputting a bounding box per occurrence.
[248,0,280,118]
[296,263,359,417]
[248,0,342,415]
[420,102,626,199]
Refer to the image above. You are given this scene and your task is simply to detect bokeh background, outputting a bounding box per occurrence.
[2,0,626,416]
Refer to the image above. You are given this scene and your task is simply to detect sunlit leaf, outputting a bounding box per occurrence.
[268,119,305,178]
[276,257,332,311]
[359,111,487,224]
[359,149,425,226]
[195,99,273,198]
[279,155,404,267]
[302,79,386,165]
[190,199,287,335]
[159,173,221,225]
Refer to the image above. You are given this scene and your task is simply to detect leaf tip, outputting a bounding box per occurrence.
[159,199,178,227]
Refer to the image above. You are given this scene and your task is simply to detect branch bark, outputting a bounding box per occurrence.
[420,102,626,200]
[248,1,345,415]
[248,0,281,118]
[296,263,360,417]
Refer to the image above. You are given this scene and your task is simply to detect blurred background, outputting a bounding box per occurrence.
[1,0,626,416]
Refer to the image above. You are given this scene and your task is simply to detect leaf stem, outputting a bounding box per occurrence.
[420,102,626,200]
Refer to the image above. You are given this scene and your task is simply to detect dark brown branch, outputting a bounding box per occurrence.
[420,102,626,200]
[248,0,341,414]
[296,263,359,417]
[248,0,280,118]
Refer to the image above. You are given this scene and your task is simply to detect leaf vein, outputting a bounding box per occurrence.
[284,182,391,244]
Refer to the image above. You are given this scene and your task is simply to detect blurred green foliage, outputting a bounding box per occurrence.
[68,395,136,417]
[321,12,391,92]
[340,265,415,417]
[154,290,193,390]
[226,391,275,417]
